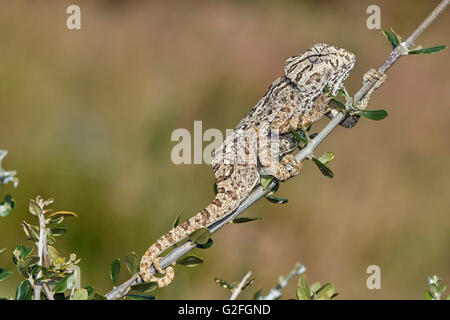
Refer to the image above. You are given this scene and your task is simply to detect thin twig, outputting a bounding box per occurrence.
[105,0,448,300]
[34,209,48,300]
[42,284,54,300]
[258,262,306,300]
[105,273,140,300]
[230,271,253,300]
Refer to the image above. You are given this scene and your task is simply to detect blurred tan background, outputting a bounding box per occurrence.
[0,0,449,299]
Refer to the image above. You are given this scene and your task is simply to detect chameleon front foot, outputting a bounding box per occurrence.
[260,153,303,182]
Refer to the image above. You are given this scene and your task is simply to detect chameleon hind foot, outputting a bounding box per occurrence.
[140,257,175,288]
[280,154,302,179]
[338,69,387,128]
[153,257,175,288]
[359,68,387,109]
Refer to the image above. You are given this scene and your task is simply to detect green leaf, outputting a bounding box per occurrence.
[72,288,88,300]
[47,245,60,261]
[213,183,218,196]
[430,283,438,295]
[47,211,77,219]
[0,195,15,217]
[0,248,5,254]
[177,255,204,267]
[85,286,95,297]
[329,97,346,110]
[21,221,39,242]
[29,265,41,276]
[131,281,158,293]
[28,200,41,216]
[353,109,388,121]
[16,260,29,278]
[408,45,446,55]
[215,277,233,290]
[310,282,321,293]
[15,280,32,300]
[126,294,155,300]
[110,259,121,286]
[438,284,447,295]
[232,217,263,224]
[54,273,76,293]
[197,238,214,249]
[312,157,334,178]
[253,289,263,300]
[124,252,139,275]
[270,180,280,193]
[316,283,336,300]
[188,228,211,245]
[172,214,181,228]
[290,127,307,143]
[47,216,64,225]
[12,245,32,264]
[425,290,433,300]
[266,194,289,204]
[383,30,400,49]
[23,255,40,268]
[318,152,334,164]
[296,274,312,300]
[260,175,274,190]
[0,268,12,282]
[50,225,67,237]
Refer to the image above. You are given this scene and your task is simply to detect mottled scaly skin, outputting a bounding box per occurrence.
[140,43,357,287]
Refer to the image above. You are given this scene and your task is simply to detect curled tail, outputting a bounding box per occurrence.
[140,165,257,287]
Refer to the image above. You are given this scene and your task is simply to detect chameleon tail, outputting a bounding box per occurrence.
[140,175,250,287]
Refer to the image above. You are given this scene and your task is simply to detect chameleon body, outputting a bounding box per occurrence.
[140,43,384,287]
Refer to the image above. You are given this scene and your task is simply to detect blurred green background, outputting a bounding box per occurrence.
[0,0,449,299]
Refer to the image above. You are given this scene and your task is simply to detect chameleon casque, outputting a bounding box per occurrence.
[140,43,385,287]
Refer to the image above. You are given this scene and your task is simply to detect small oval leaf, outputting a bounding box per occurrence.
[197,238,214,249]
[266,194,288,204]
[232,217,263,224]
[48,211,78,219]
[54,274,76,293]
[177,255,204,267]
[126,294,155,300]
[110,259,120,286]
[72,288,88,300]
[260,175,274,190]
[28,200,41,216]
[188,228,211,245]
[0,268,12,282]
[0,195,15,217]
[408,45,446,55]
[312,157,334,178]
[172,214,181,229]
[124,252,139,275]
[15,280,32,300]
[354,109,388,121]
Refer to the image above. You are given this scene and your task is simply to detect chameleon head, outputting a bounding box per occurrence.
[284,43,356,96]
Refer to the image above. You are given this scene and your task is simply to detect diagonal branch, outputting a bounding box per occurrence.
[105,0,448,300]
[229,270,253,300]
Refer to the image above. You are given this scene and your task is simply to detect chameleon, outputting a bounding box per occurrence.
[140,43,386,287]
